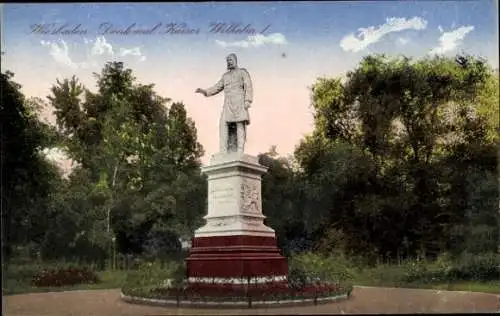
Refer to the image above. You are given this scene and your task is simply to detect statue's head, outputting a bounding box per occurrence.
[226,53,238,69]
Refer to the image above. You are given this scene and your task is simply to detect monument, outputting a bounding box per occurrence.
[186,54,288,288]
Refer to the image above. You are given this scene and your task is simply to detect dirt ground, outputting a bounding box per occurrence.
[4,286,499,315]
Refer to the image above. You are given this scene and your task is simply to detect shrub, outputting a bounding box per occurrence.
[32,266,100,287]
[403,259,429,283]
[450,252,500,281]
[430,252,455,282]
[283,237,315,256]
[288,252,354,287]
[142,229,182,262]
[400,252,500,284]
[288,266,308,290]
[360,263,408,285]
[122,260,185,294]
[121,254,354,303]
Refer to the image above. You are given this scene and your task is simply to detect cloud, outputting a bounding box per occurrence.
[90,36,114,56]
[215,33,287,48]
[429,25,474,55]
[119,47,146,61]
[438,25,443,33]
[40,39,88,69]
[41,36,147,69]
[340,17,427,52]
[397,37,410,45]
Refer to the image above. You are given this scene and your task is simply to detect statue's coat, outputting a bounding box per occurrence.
[205,67,253,125]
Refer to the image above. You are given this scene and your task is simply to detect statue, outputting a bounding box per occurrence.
[195,53,253,154]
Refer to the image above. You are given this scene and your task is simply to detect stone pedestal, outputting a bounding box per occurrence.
[185,152,288,287]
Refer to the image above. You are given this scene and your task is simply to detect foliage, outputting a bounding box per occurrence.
[150,283,348,301]
[1,71,62,262]
[403,259,430,283]
[3,52,499,295]
[475,70,499,143]
[3,259,128,295]
[448,252,500,281]
[294,54,498,260]
[32,266,100,287]
[288,266,309,290]
[126,281,350,305]
[38,168,109,265]
[123,252,353,305]
[38,61,206,261]
[354,252,500,286]
[122,260,186,293]
[288,252,355,286]
[258,148,312,255]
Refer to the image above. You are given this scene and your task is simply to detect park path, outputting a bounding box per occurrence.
[4,286,500,315]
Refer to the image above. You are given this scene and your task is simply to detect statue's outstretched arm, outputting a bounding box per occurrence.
[205,77,224,96]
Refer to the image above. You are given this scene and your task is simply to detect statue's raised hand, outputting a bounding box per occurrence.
[195,88,207,96]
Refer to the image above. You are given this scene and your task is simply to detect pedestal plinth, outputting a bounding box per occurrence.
[186,152,288,287]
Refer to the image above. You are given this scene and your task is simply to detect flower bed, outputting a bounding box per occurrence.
[120,255,354,308]
[157,283,345,300]
[32,267,100,287]
[122,281,352,307]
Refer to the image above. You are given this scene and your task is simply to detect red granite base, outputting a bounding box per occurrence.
[185,235,288,284]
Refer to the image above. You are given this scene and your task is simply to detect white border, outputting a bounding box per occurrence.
[187,275,287,284]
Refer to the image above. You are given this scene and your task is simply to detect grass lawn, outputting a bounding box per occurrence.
[419,281,500,294]
[3,268,129,296]
[352,265,500,294]
[3,256,186,296]
[354,279,500,294]
[4,259,499,296]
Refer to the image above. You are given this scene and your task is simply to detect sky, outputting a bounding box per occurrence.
[2,1,498,171]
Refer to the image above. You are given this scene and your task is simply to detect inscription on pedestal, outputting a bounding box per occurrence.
[240,178,261,214]
[210,184,235,207]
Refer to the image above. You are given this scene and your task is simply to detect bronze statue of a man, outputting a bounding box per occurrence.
[195,53,253,154]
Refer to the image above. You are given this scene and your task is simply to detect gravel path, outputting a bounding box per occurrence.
[4,286,499,315]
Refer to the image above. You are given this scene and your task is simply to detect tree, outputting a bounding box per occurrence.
[296,54,497,260]
[1,71,61,261]
[294,137,380,258]
[40,167,108,264]
[46,62,206,260]
[258,146,309,255]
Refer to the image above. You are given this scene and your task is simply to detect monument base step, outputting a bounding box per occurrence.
[185,235,288,280]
